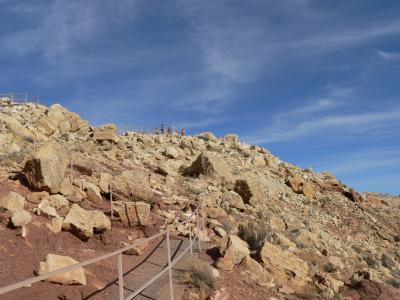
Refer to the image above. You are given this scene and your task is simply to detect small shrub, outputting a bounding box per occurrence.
[238,221,267,253]
[184,257,216,294]
[220,220,236,235]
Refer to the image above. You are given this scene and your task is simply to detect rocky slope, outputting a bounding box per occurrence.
[0,98,399,299]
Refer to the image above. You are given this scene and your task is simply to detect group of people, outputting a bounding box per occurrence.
[156,124,186,136]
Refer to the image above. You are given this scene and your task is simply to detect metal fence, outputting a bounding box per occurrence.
[0,202,204,300]
[0,92,40,104]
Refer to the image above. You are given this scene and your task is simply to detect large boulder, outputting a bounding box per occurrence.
[38,254,86,285]
[184,152,233,183]
[62,204,111,239]
[111,170,153,202]
[219,235,250,264]
[23,142,68,193]
[93,124,117,142]
[0,191,25,211]
[260,242,310,289]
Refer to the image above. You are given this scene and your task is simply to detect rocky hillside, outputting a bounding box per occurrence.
[0,98,399,299]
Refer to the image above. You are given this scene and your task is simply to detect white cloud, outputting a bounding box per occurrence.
[378,50,400,60]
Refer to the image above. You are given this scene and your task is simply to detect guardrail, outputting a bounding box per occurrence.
[0,92,40,104]
[0,202,204,299]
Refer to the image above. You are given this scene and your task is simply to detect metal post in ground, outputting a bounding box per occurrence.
[110,177,113,219]
[189,221,193,261]
[166,231,174,300]
[196,209,201,253]
[118,253,124,300]
[201,201,205,230]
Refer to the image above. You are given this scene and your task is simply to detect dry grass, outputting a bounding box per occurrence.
[183,257,216,299]
[238,221,267,253]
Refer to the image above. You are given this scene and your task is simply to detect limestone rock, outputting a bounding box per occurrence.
[98,173,111,193]
[38,254,86,285]
[112,170,154,202]
[163,146,180,159]
[221,191,246,210]
[0,191,25,211]
[11,209,32,227]
[221,134,239,144]
[113,201,150,226]
[219,235,250,264]
[63,204,110,239]
[234,178,265,206]
[197,132,217,142]
[85,182,102,205]
[215,257,234,271]
[184,152,233,183]
[46,216,64,233]
[23,142,68,193]
[93,124,117,142]
[260,242,310,289]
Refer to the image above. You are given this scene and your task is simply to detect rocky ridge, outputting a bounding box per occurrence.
[0,99,399,299]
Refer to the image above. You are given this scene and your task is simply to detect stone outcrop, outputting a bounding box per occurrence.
[23,142,68,193]
[38,254,86,285]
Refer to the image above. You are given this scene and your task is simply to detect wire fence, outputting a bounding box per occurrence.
[0,92,40,105]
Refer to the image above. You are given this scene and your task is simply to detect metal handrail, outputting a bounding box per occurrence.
[0,202,203,300]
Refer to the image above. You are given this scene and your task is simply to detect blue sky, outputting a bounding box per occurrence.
[1,0,399,194]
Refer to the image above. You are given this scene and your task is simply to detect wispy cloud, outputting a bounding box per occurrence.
[378,50,400,60]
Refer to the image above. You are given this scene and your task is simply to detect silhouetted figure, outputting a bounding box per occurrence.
[181,128,186,136]
[161,124,165,134]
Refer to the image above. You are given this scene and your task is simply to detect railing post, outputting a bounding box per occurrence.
[201,201,205,230]
[166,231,174,300]
[110,177,113,219]
[196,209,201,253]
[118,253,124,300]
[189,220,193,261]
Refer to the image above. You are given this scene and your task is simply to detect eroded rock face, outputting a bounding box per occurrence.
[38,254,86,285]
[62,204,111,239]
[112,170,154,202]
[23,142,68,193]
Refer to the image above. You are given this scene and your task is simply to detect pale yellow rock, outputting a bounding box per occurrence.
[23,142,68,193]
[11,210,32,227]
[260,242,310,289]
[0,191,25,211]
[219,235,250,265]
[38,254,86,285]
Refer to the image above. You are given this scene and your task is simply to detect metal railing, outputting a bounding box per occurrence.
[0,201,204,299]
[0,92,40,104]
[1,153,205,299]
